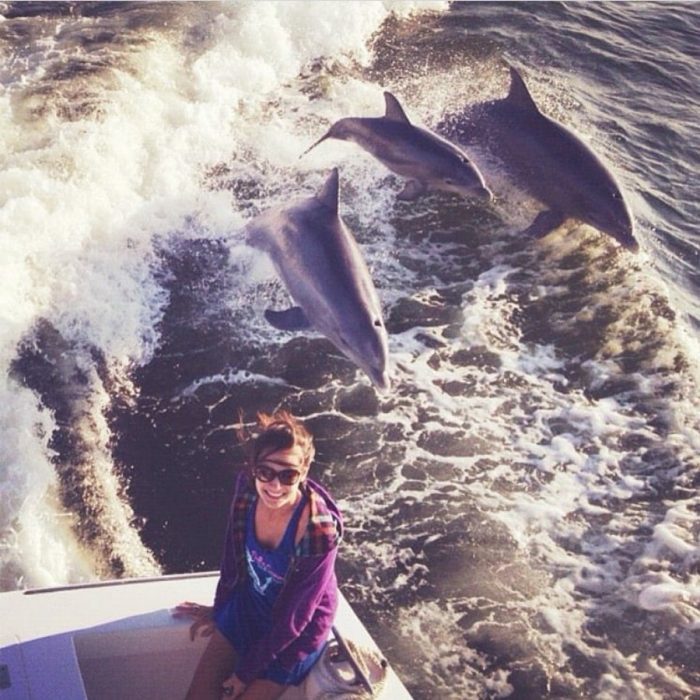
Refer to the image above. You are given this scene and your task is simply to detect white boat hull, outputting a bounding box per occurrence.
[0,572,411,699]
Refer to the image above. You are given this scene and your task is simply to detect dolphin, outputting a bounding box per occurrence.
[245,168,390,390]
[439,66,637,251]
[302,92,492,202]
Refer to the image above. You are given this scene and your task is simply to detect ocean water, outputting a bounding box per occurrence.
[1,2,698,698]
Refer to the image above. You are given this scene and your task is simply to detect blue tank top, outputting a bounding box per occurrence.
[244,493,307,614]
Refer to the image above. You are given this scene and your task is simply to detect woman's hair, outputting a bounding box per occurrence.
[242,410,315,471]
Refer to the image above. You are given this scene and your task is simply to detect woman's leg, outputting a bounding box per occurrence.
[239,679,287,700]
[185,629,237,700]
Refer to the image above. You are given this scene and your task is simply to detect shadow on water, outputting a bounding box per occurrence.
[11,319,160,578]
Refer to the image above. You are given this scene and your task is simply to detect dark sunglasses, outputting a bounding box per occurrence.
[253,464,302,486]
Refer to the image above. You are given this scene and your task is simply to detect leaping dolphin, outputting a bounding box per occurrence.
[440,66,637,251]
[245,169,390,390]
[302,92,492,202]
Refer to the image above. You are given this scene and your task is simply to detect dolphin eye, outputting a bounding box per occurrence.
[444,178,455,185]
[374,319,382,328]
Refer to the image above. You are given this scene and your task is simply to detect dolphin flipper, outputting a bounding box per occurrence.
[397,180,426,201]
[264,306,312,331]
[522,209,567,239]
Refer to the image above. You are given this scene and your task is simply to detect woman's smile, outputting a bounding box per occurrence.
[262,488,286,503]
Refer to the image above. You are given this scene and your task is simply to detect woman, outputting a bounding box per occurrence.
[176,411,343,700]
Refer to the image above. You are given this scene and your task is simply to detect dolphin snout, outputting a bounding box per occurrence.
[300,131,331,159]
[370,368,391,392]
[613,218,639,252]
[605,215,637,251]
[620,219,638,252]
[476,185,493,202]
[619,232,639,252]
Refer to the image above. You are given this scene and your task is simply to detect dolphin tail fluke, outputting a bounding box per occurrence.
[299,131,332,159]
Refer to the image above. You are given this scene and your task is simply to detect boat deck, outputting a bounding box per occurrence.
[0,572,411,699]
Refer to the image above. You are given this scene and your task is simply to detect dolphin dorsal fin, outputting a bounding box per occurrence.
[316,168,339,213]
[506,66,540,113]
[383,91,410,124]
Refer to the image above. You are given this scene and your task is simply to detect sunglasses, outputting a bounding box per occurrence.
[253,464,303,486]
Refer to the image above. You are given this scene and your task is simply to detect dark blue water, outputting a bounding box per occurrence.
[2,3,698,698]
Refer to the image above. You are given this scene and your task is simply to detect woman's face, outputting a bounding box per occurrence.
[253,444,307,511]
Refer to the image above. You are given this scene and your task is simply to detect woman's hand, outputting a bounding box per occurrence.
[172,601,215,641]
[221,672,246,699]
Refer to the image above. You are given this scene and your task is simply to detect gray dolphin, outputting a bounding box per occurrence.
[302,92,492,202]
[440,66,637,251]
[245,168,390,390]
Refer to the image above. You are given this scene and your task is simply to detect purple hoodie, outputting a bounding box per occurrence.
[213,472,343,684]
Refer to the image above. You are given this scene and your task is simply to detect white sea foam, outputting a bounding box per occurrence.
[181,369,291,398]
[0,377,92,589]
[335,213,700,694]
[394,600,513,698]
